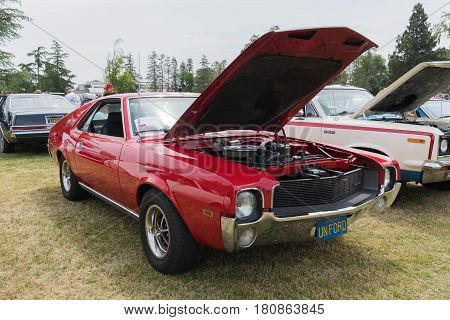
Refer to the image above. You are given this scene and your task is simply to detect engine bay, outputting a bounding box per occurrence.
[210,137,330,169]
[179,135,378,181]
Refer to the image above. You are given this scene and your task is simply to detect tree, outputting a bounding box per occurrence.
[193,55,215,92]
[164,56,171,90]
[211,60,227,78]
[157,54,165,91]
[433,12,450,40]
[170,57,178,91]
[124,53,138,81]
[388,3,449,82]
[0,0,29,67]
[331,69,349,85]
[0,67,34,92]
[350,51,389,95]
[27,46,47,89]
[146,51,158,91]
[41,40,75,92]
[242,25,279,52]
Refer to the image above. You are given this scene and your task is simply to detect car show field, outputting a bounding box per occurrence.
[1,146,448,299]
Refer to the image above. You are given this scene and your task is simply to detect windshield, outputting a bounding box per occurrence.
[317,89,373,116]
[10,96,73,110]
[421,100,450,119]
[128,97,196,135]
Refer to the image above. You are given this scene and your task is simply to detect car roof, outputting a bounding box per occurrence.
[323,84,369,91]
[102,92,201,99]
[9,94,66,98]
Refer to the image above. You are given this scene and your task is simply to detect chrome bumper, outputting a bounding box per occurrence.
[422,156,450,184]
[221,183,401,253]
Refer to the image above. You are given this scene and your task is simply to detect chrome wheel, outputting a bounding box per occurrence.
[145,204,170,260]
[61,160,72,192]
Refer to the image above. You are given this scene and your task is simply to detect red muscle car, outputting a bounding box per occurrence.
[48,27,401,274]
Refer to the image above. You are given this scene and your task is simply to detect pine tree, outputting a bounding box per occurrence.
[193,55,214,92]
[164,56,171,91]
[242,25,279,52]
[41,40,75,92]
[211,60,227,78]
[146,51,158,91]
[170,57,178,92]
[27,46,47,89]
[388,3,449,82]
[157,54,165,91]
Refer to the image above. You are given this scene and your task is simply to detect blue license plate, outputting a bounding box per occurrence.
[315,216,348,242]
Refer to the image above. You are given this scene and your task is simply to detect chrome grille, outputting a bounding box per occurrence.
[273,168,364,208]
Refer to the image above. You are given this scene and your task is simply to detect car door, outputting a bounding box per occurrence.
[73,98,125,203]
[285,102,323,142]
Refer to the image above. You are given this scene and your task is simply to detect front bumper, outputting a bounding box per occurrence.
[422,156,450,184]
[221,183,401,252]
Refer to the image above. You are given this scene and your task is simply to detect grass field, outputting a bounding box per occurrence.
[0,146,449,299]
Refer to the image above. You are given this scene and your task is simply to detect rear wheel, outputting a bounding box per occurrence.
[59,156,87,200]
[423,181,450,191]
[139,190,200,274]
[0,133,15,153]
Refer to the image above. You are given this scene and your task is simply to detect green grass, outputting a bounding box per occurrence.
[0,145,449,299]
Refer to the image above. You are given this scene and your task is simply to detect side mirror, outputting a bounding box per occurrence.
[296,109,305,117]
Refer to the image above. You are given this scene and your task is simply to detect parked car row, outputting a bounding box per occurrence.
[2,27,448,274]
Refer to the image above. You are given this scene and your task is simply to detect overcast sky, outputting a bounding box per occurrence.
[4,0,449,84]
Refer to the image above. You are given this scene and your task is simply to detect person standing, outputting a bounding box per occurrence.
[103,83,116,96]
[64,87,81,107]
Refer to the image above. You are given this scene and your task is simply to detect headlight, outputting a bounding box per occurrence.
[440,139,448,154]
[235,190,261,222]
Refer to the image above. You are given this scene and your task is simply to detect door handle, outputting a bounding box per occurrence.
[76,141,83,150]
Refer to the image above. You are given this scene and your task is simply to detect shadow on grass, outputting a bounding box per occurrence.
[39,185,407,299]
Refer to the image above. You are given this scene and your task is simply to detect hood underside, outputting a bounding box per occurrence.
[353,61,450,118]
[166,27,376,139]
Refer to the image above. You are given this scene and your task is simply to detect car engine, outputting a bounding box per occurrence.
[211,137,325,169]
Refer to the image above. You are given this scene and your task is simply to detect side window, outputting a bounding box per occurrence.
[80,100,124,138]
[305,103,319,118]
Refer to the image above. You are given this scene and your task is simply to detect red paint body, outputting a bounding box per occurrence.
[48,28,399,251]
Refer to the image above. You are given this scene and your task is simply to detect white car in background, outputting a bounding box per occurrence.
[285,61,450,189]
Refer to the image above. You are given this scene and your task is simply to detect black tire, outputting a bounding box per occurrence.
[0,132,15,153]
[59,156,88,201]
[139,189,200,274]
[423,181,450,191]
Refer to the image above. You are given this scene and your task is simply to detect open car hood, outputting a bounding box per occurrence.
[353,61,450,118]
[165,27,376,139]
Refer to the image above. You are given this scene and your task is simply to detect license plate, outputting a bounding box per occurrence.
[315,216,348,242]
[46,116,62,125]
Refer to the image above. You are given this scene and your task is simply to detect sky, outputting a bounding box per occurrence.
[4,0,449,84]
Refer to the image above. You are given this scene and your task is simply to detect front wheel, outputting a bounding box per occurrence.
[423,181,450,191]
[59,156,88,200]
[139,190,200,274]
[0,132,15,153]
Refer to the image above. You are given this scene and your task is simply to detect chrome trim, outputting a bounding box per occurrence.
[12,130,50,135]
[222,182,401,253]
[422,155,450,184]
[78,182,139,220]
[270,183,280,208]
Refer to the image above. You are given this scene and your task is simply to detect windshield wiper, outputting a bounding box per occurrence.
[334,111,350,116]
[438,115,450,119]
